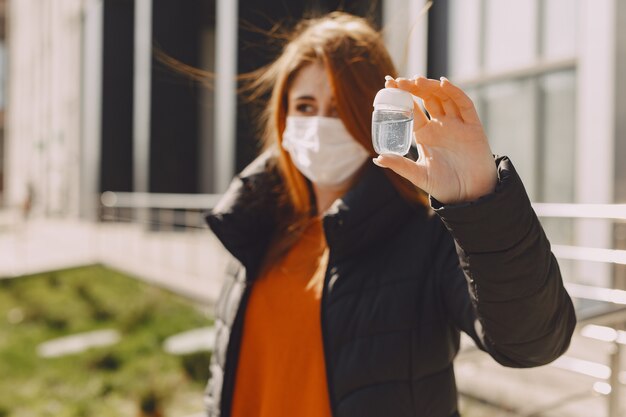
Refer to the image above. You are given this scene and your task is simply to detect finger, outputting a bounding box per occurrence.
[405,77,445,118]
[385,77,432,122]
[385,77,430,127]
[390,75,429,97]
[440,77,480,124]
[413,77,442,98]
[421,96,444,119]
[440,98,460,118]
[432,84,461,119]
[412,98,429,130]
[415,141,431,163]
[384,75,398,88]
[372,154,428,190]
[395,77,412,88]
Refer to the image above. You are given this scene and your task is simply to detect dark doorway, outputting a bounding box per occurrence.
[100,0,135,193]
[150,0,216,194]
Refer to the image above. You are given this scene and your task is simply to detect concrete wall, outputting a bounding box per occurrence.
[5,0,83,217]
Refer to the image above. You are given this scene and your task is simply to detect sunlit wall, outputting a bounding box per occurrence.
[5,0,83,216]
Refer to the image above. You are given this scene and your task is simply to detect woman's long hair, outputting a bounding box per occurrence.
[241,12,429,268]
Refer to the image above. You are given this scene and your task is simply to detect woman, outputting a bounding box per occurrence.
[203,12,576,417]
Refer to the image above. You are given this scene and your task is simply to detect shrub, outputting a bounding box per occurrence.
[88,351,123,372]
[180,351,212,383]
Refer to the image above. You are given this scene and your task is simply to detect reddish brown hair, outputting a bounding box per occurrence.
[246,12,427,214]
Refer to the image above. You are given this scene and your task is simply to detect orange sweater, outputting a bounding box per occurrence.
[230,216,332,417]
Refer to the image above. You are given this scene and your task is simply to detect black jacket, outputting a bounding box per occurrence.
[203,151,576,417]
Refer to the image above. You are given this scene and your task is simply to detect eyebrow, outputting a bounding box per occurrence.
[292,95,336,106]
[293,95,317,101]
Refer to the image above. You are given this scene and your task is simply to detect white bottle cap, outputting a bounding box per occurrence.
[373,88,414,110]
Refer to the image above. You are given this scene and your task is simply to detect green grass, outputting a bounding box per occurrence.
[0,265,213,417]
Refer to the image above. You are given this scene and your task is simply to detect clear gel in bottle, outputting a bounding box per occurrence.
[372,88,414,155]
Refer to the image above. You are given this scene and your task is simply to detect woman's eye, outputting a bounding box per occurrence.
[296,103,315,114]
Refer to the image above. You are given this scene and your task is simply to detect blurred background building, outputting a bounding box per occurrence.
[3,0,625,287]
[1,1,626,415]
[1,0,381,220]
[0,0,5,207]
[432,0,623,293]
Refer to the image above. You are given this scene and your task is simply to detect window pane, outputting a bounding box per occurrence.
[482,79,538,199]
[485,0,538,72]
[448,0,481,79]
[543,0,578,59]
[540,70,576,203]
[537,71,576,283]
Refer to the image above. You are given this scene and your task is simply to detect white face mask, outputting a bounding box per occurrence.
[281,116,370,187]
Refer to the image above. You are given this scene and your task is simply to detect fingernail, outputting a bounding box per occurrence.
[384,75,394,81]
[372,157,385,167]
[440,76,449,83]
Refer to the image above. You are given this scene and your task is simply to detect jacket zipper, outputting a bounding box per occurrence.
[321,253,338,417]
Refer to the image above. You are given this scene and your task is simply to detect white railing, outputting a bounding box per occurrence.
[95,192,232,304]
[525,202,625,417]
[100,191,222,211]
[533,202,626,220]
[533,202,626,267]
[99,192,222,231]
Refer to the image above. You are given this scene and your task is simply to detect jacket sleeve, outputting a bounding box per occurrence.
[432,156,577,368]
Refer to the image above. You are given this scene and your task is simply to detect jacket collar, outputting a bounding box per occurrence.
[321,160,417,261]
[207,152,420,268]
[205,150,281,276]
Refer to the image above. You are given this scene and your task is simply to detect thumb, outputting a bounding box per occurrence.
[373,154,428,190]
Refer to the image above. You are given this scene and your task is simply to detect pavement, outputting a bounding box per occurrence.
[455,332,626,416]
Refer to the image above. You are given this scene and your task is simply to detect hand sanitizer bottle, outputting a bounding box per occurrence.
[372,88,414,155]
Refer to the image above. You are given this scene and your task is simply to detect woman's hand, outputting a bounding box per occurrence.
[373,76,497,205]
